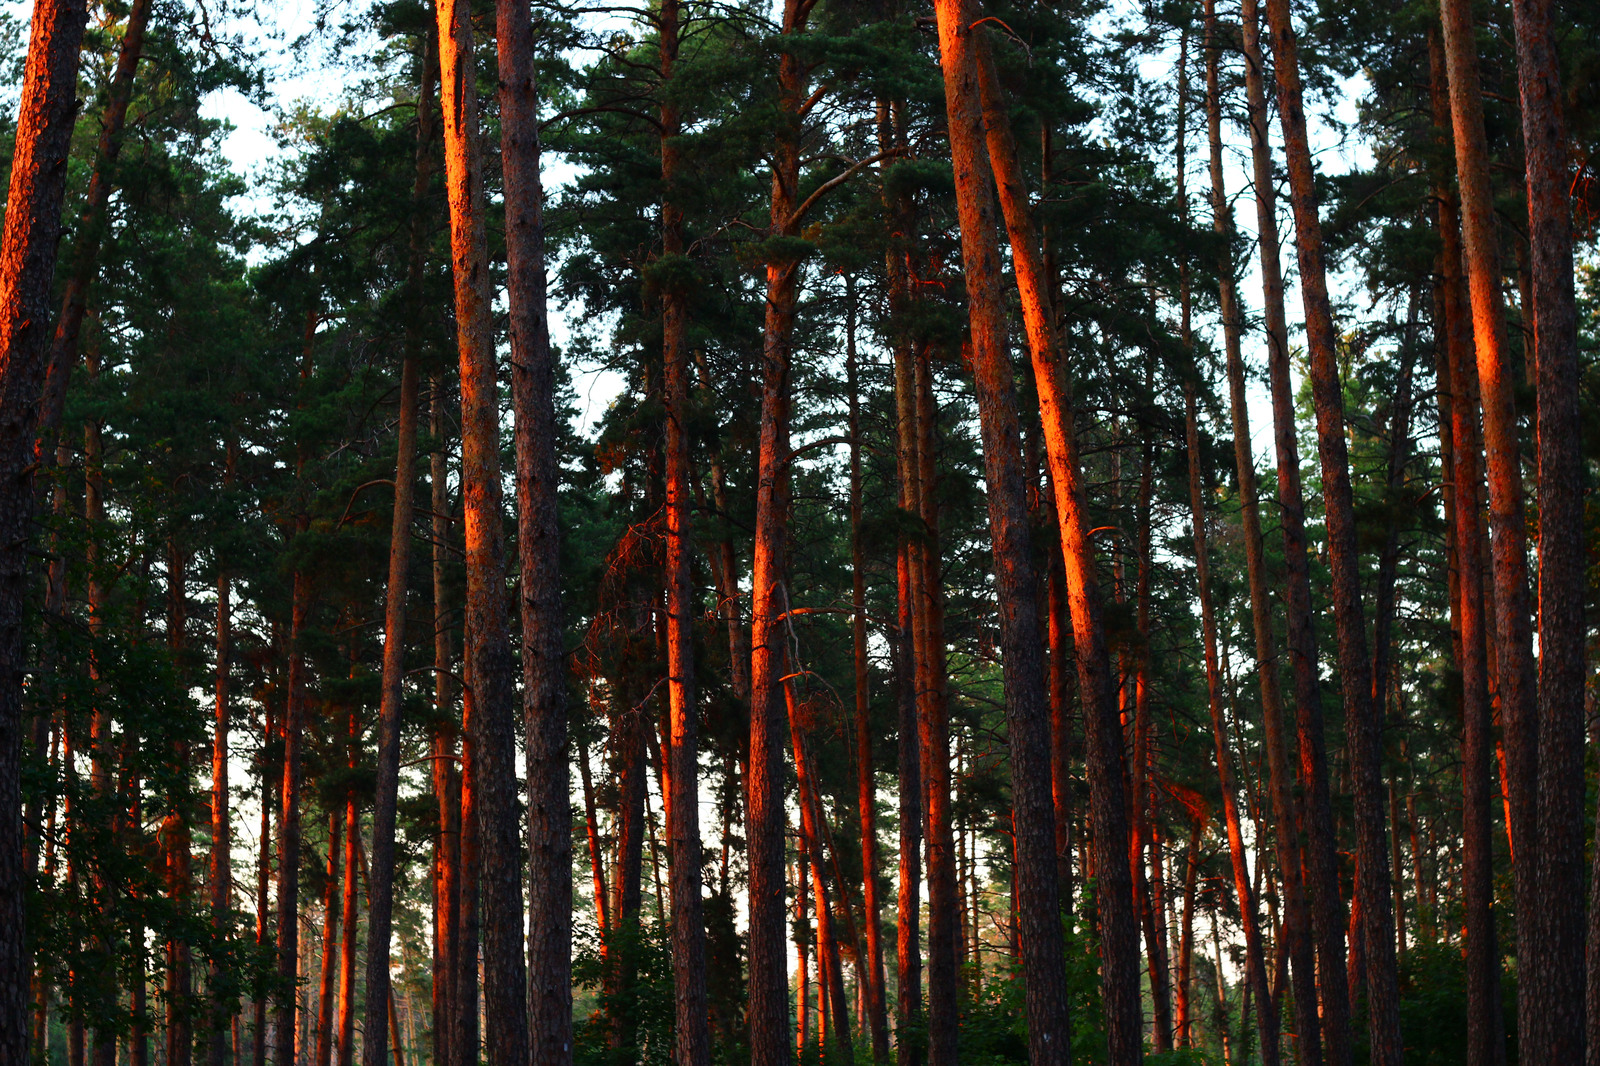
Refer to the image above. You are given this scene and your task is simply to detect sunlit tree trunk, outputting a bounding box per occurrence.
[36,0,151,450]
[747,6,812,1063]
[962,21,1129,1063]
[0,1,89,1055]
[429,383,460,1066]
[316,810,343,1066]
[1436,3,1540,1059]
[435,4,530,1066]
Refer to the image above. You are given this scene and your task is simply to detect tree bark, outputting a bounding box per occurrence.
[0,2,88,1056]
[209,440,236,1066]
[429,382,460,1066]
[1205,8,1319,1061]
[963,22,1129,1063]
[655,6,709,1063]
[1238,6,1353,1059]
[36,0,151,452]
[435,5,531,1066]
[1436,2,1540,1059]
[747,6,811,1063]
[1510,0,1587,1057]
[360,43,433,1066]
[847,274,891,1064]
[316,810,343,1066]
[1261,1,1402,1056]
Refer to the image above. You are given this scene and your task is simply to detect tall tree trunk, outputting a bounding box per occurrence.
[429,383,460,1066]
[911,346,957,1066]
[1261,1,1402,1056]
[1187,378,1280,1066]
[492,3,572,1060]
[166,548,195,1066]
[253,705,274,1066]
[879,91,924,1066]
[360,45,433,1066]
[655,6,709,1063]
[36,0,151,450]
[847,274,890,1065]
[336,719,360,1066]
[1511,0,1587,1058]
[1173,820,1201,1047]
[272,567,313,1066]
[1436,3,1540,1059]
[963,22,1130,1063]
[0,2,88,1056]
[317,811,343,1066]
[435,4,531,1066]
[1238,6,1353,1059]
[1205,8,1320,1060]
[452,657,481,1066]
[210,441,236,1066]
[796,845,810,1064]
[747,6,811,1062]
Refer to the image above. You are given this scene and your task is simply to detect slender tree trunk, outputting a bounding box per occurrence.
[317,811,343,1066]
[748,7,811,1063]
[796,846,811,1064]
[210,443,236,1066]
[578,736,609,940]
[452,658,481,1066]
[1173,820,1201,1047]
[1511,0,1587,1057]
[336,717,360,1066]
[1436,3,1540,1059]
[360,47,433,1066]
[272,566,312,1066]
[1240,0,1352,1057]
[654,6,709,1063]
[253,705,275,1066]
[429,383,459,1066]
[0,3,89,1056]
[435,5,531,1066]
[1205,9,1319,1061]
[962,21,1130,1062]
[879,91,923,1066]
[36,0,150,451]
[847,275,891,1065]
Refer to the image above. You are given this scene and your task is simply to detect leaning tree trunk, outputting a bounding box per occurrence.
[359,41,434,1066]
[435,6,531,1066]
[0,2,88,1057]
[966,20,1135,1064]
[1204,7,1320,1061]
[1238,5,1352,1059]
[1262,1,1402,1057]
[36,0,151,452]
[1509,0,1587,1058]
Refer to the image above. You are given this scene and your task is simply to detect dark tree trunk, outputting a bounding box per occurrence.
[1205,8,1319,1060]
[1509,0,1587,1059]
[360,43,434,1066]
[1238,4,1352,1058]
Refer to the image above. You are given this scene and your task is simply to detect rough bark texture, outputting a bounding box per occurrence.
[0,2,88,1057]
[1511,0,1587,1059]
[1436,2,1541,1058]
[1261,1,1401,1057]
[1237,7,1353,1061]
[747,6,810,1063]
[959,15,1136,1063]
[492,2,572,1061]
[655,5,709,1064]
[435,4,532,1066]
[1203,9,1320,1061]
